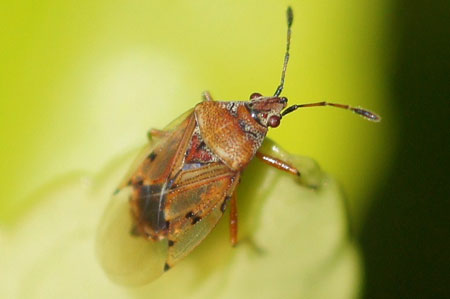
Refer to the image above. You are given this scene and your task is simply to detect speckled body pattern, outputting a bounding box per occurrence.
[109,6,379,278]
[117,94,288,270]
[195,101,268,170]
[112,6,298,274]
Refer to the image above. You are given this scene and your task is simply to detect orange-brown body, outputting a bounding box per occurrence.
[118,93,290,270]
[195,101,267,170]
[112,6,378,274]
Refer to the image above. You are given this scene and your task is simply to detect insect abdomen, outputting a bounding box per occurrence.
[130,183,171,240]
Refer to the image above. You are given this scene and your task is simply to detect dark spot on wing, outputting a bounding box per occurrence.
[164,263,171,272]
[185,211,201,224]
[221,196,230,213]
[168,239,175,247]
[148,151,157,161]
[191,216,202,225]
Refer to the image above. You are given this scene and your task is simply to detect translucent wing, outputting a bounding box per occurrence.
[96,186,169,286]
[164,163,240,267]
[97,108,198,285]
[97,162,239,284]
[107,107,240,275]
[124,110,197,239]
[116,108,195,190]
[167,200,224,267]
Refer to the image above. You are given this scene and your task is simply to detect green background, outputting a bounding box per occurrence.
[0,0,448,298]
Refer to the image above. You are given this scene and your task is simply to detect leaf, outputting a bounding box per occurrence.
[0,139,361,299]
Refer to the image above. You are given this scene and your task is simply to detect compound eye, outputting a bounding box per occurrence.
[268,115,281,128]
[250,92,262,100]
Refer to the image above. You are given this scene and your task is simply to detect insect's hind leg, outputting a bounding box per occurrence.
[255,151,300,177]
[229,192,238,247]
[227,191,265,253]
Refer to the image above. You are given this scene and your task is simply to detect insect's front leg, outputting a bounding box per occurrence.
[147,128,169,142]
[255,151,300,177]
[201,91,214,102]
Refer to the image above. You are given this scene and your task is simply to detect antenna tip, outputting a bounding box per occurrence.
[353,107,381,122]
[287,6,294,27]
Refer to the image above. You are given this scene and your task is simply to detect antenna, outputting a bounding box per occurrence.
[281,101,381,122]
[274,8,380,123]
[274,6,293,97]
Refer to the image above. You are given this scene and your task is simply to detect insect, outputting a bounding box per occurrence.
[107,6,379,280]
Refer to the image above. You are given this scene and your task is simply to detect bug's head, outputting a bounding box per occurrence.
[247,92,288,128]
[243,6,292,129]
[248,6,380,126]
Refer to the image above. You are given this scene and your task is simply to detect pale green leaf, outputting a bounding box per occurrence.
[0,139,361,299]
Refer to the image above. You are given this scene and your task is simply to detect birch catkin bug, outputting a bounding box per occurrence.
[100,6,380,283]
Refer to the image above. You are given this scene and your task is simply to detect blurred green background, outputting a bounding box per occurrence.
[0,0,448,298]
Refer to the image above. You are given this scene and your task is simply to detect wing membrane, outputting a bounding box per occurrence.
[114,108,240,267]
[167,202,224,266]
[164,164,240,267]
[121,110,196,239]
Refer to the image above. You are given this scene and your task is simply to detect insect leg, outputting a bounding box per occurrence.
[255,151,300,177]
[201,91,214,102]
[147,128,169,142]
[230,192,238,247]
